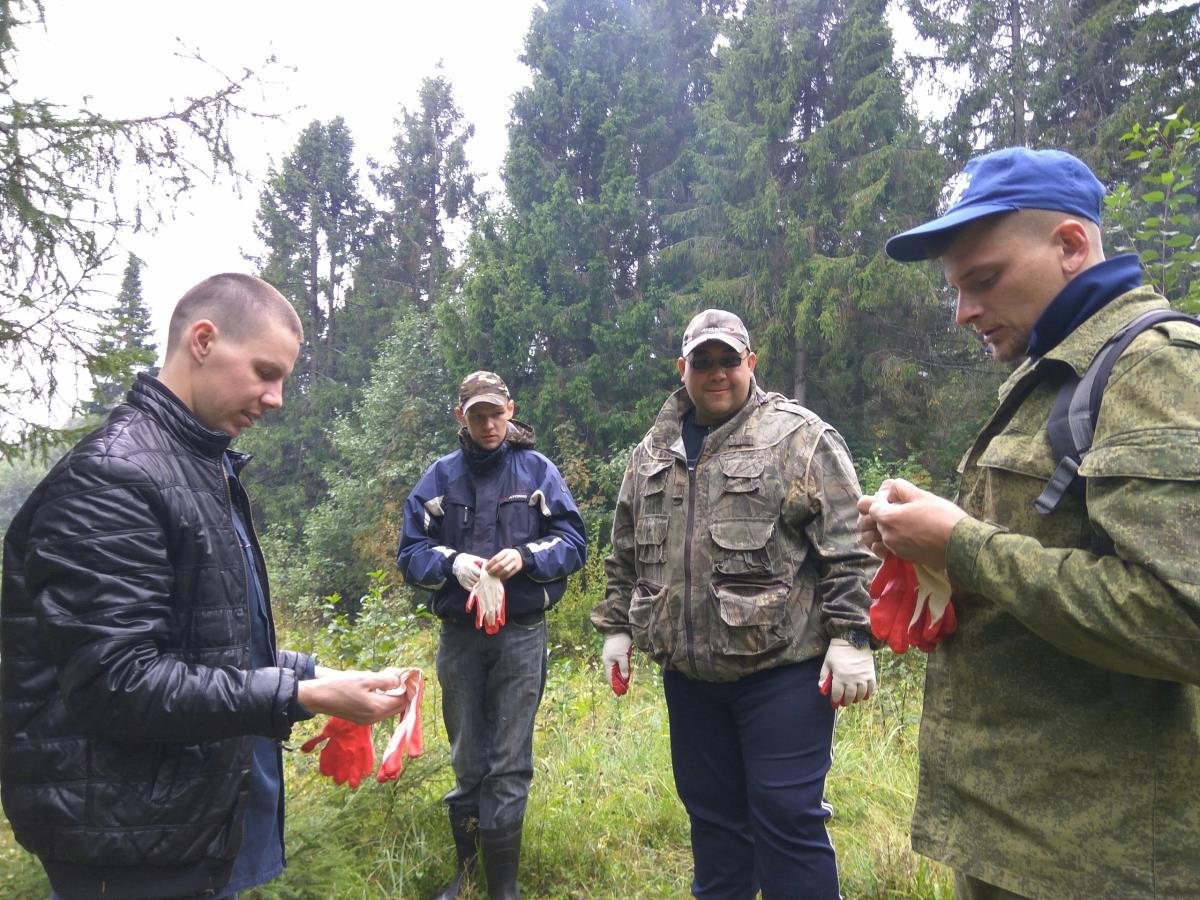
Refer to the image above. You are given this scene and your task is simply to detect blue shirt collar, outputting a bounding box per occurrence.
[1027,254,1142,359]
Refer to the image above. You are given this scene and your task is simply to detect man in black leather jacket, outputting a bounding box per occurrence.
[1,273,410,899]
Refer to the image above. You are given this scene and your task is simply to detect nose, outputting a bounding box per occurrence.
[954,290,979,327]
[263,380,285,410]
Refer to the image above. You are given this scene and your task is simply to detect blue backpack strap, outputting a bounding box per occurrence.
[1034,309,1196,519]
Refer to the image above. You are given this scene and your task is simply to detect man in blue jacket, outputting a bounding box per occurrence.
[398,371,587,900]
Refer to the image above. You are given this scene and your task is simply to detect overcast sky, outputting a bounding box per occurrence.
[13,0,542,358]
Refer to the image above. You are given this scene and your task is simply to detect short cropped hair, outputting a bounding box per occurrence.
[165,274,303,357]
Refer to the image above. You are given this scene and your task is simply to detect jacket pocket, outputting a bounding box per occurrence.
[628,579,671,658]
[638,457,674,513]
[710,518,776,576]
[635,515,670,565]
[712,580,789,657]
[498,494,539,545]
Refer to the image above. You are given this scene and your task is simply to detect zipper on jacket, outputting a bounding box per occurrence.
[683,464,697,673]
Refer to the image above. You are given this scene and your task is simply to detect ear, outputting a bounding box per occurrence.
[1054,219,1092,277]
[189,319,218,364]
[506,400,516,417]
[745,351,757,374]
[677,357,687,381]
[455,406,467,426]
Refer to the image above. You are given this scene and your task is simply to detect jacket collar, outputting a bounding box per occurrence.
[649,377,769,457]
[126,373,234,461]
[1000,284,1169,402]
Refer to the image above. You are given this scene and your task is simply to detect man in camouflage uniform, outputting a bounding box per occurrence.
[592,310,878,899]
[859,147,1200,898]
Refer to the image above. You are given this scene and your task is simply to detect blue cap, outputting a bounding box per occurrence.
[884,147,1106,262]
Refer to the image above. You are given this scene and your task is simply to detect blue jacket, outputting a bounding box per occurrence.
[397,422,587,619]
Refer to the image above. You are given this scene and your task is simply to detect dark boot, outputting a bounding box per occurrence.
[432,809,480,900]
[480,820,523,900]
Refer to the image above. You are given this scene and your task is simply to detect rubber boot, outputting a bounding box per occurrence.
[432,809,479,900]
[480,820,523,900]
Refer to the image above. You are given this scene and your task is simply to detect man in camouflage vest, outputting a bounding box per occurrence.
[592,310,878,899]
[860,147,1200,898]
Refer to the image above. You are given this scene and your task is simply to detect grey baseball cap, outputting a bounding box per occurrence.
[681,309,751,357]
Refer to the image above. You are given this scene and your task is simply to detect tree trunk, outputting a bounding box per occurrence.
[792,341,808,406]
[1010,0,1026,146]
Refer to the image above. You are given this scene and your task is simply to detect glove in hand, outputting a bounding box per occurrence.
[300,717,375,788]
[868,554,956,654]
[818,638,877,708]
[602,632,633,696]
[466,568,506,634]
[910,562,956,651]
[452,553,485,590]
[377,669,425,783]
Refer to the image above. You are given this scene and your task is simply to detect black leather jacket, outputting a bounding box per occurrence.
[0,374,311,899]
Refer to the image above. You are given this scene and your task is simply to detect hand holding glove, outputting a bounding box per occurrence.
[452,553,485,590]
[602,632,633,696]
[300,717,375,788]
[819,638,876,708]
[466,567,506,634]
[377,669,425,783]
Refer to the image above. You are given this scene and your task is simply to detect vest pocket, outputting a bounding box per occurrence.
[628,578,671,657]
[711,580,789,656]
[635,514,669,565]
[710,518,776,576]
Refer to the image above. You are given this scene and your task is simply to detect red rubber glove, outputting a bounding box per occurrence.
[377,669,425,783]
[869,555,957,654]
[909,563,957,651]
[300,717,375,788]
[466,568,506,635]
[869,554,920,654]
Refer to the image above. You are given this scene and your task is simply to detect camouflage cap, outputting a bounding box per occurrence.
[681,309,751,357]
[458,370,511,411]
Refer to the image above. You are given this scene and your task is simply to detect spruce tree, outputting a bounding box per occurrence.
[86,254,157,416]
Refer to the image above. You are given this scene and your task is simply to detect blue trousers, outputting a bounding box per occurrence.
[663,658,840,900]
[436,615,548,829]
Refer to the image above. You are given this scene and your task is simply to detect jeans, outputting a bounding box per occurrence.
[663,658,840,900]
[436,614,548,829]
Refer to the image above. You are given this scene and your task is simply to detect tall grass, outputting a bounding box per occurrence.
[0,566,950,899]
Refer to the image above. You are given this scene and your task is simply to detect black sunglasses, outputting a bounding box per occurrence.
[689,352,746,371]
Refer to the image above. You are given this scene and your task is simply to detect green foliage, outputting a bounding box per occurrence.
[269,308,454,609]
[1105,109,1200,312]
[0,0,273,457]
[85,253,157,415]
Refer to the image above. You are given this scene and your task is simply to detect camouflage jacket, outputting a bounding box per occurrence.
[914,286,1200,897]
[592,381,874,682]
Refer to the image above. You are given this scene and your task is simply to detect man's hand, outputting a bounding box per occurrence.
[486,548,524,580]
[818,639,877,708]
[856,478,967,569]
[452,553,485,590]
[297,670,411,725]
[602,632,633,695]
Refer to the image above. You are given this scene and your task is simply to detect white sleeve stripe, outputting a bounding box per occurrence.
[434,546,456,557]
[525,536,562,555]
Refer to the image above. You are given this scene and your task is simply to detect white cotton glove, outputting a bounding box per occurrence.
[818,639,877,708]
[465,568,506,635]
[602,632,633,696]
[452,553,485,590]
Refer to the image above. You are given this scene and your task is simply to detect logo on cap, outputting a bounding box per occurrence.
[681,309,751,357]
